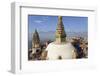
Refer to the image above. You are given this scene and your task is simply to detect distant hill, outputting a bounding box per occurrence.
[28,31,87,41]
[28,31,87,49]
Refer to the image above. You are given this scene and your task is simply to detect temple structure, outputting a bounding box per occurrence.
[32,29,41,54]
[55,16,67,43]
[46,16,76,60]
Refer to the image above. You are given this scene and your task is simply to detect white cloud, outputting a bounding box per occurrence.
[34,16,49,24]
[42,16,49,21]
[34,20,43,23]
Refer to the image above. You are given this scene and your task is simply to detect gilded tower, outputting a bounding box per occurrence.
[55,16,67,43]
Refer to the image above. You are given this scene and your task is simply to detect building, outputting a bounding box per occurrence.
[32,29,40,48]
[45,16,76,60]
[32,29,41,60]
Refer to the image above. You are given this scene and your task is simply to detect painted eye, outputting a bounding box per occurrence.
[58,56,62,60]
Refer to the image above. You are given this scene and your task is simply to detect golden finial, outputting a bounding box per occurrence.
[58,16,62,20]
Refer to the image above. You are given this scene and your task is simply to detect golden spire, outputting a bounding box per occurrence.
[55,16,67,43]
[58,16,62,20]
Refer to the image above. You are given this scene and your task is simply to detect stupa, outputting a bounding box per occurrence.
[46,16,76,60]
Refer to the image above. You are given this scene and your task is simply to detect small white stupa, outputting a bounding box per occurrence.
[46,16,76,60]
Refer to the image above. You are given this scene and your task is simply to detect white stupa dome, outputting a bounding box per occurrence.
[46,42,76,60]
[45,16,76,60]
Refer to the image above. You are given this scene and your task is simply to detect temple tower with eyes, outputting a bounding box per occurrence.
[46,16,76,60]
[55,16,67,43]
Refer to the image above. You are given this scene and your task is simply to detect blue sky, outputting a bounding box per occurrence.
[28,15,88,33]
